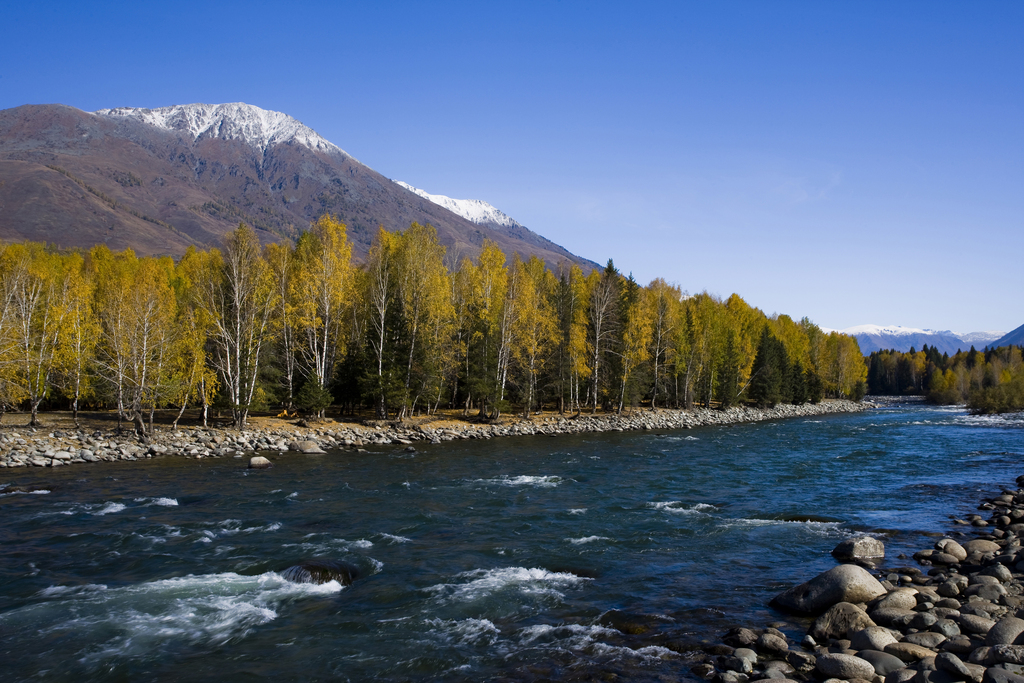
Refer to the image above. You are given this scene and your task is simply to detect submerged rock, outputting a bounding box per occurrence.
[280,559,358,586]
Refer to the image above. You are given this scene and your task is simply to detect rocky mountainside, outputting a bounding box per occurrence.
[987,323,1024,350]
[836,324,1005,356]
[0,102,592,270]
[396,181,596,268]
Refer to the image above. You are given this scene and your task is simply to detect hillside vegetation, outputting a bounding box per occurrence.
[866,345,1024,413]
[0,219,867,432]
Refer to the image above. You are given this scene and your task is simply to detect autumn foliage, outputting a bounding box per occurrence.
[0,219,870,429]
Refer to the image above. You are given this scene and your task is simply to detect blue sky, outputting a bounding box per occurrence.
[3,1,1022,333]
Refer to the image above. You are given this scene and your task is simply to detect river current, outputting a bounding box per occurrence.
[1,401,1022,682]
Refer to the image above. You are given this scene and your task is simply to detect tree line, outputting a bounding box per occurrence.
[866,345,1024,413]
[0,218,869,433]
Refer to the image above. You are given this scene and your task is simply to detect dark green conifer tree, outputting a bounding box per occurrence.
[749,328,787,408]
[717,331,740,408]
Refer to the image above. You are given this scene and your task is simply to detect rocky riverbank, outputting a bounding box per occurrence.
[0,399,869,469]
[693,477,1024,683]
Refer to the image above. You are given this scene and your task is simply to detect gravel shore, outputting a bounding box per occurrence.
[694,477,1024,683]
[0,399,869,469]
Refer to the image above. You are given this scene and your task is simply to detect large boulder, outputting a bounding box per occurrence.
[987,617,1024,646]
[771,564,887,615]
[964,539,1001,555]
[816,653,877,680]
[857,649,908,676]
[248,455,273,469]
[833,536,886,563]
[851,626,900,652]
[280,559,358,586]
[811,602,876,642]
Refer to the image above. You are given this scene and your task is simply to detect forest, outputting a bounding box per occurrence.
[866,344,1024,413]
[0,218,869,432]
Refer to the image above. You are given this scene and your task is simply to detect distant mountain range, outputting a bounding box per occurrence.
[829,324,1007,356]
[0,102,594,271]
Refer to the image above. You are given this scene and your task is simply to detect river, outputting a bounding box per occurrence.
[1,400,1021,682]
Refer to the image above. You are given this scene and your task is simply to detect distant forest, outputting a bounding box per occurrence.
[0,218,869,431]
[866,345,1024,414]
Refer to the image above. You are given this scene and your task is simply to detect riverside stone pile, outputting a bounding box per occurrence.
[0,400,867,469]
[693,476,1024,683]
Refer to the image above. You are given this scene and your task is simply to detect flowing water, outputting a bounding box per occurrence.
[1,401,1022,682]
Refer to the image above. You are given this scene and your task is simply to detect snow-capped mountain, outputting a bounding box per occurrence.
[0,102,595,270]
[395,181,599,268]
[831,324,1005,356]
[395,182,522,230]
[95,103,347,156]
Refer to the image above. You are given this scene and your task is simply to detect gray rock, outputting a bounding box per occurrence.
[817,653,877,680]
[933,620,962,638]
[858,649,910,676]
[936,539,969,562]
[877,589,922,611]
[723,628,760,648]
[906,632,949,649]
[787,650,818,673]
[887,670,918,683]
[757,632,790,656]
[984,668,1024,683]
[834,536,886,562]
[289,440,326,454]
[993,645,1024,665]
[873,608,920,629]
[989,618,1024,646]
[723,655,754,674]
[886,642,938,662]
[961,614,998,635]
[772,565,887,615]
[940,582,964,598]
[248,456,272,469]
[941,635,977,655]
[734,648,758,664]
[812,602,876,642]
[982,565,1014,584]
[965,539,1002,554]
[936,652,974,680]
[851,626,901,651]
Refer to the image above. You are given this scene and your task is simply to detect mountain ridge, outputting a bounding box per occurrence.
[0,102,594,272]
[828,324,1006,356]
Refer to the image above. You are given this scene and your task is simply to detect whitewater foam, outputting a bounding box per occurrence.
[473,475,563,488]
[4,571,344,667]
[426,567,589,603]
[567,535,609,545]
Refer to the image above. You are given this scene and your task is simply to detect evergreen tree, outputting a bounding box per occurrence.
[790,359,808,405]
[748,328,787,407]
[716,330,740,408]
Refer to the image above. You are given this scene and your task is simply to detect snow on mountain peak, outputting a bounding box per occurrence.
[94,103,347,156]
[842,324,936,336]
[396,181,522,230]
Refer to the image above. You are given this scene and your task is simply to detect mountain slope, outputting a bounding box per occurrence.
[988,323,1024,350]
[396,181,598,268]
[838,324,1005,356]
[0,103,593,270]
